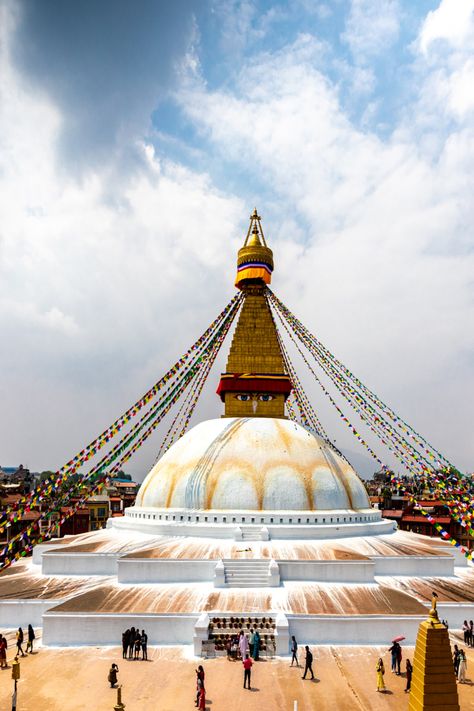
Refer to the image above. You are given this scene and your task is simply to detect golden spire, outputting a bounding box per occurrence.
[217,208,292,418]
[235,208,274,290]
[245,208,267,247]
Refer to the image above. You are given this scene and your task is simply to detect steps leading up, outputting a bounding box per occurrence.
[223,559,275,587]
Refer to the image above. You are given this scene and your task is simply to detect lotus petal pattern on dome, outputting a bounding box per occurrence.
[136,418,370,512]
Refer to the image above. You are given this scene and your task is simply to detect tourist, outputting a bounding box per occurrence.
[122,629,130,659]
[195,665,205,706]
[249,628,255,657]
[290,635,299,667]
[397,643,402,675]
[405,659,413,693]
[302,646,314,680]
[388,640,400,674]
[243,653,253,689]
[231,636,238,660]
[463,620,470,645]
[108,663,119,688]
[470,620,474,647]
[457,649,467,683]
[0,634,7,669]
[197,684,206,710]
[453,644,460,676]
[26,624,35,654]
[253,629,260,661]
[134,632,141,660]
[141,629,148,661]
[16,627,25,657]
[239,630,249,660]
[376,658,385,692]
[129,626,135,659]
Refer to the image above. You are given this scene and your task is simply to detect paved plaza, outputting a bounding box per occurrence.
[0,636,473,710]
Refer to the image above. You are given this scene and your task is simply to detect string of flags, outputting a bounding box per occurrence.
[267,289,473,558]
[0,294,243,569]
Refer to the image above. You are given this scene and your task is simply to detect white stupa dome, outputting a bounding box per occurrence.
[136,417,370,511]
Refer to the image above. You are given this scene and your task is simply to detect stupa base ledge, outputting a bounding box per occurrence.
[38,610,428,649]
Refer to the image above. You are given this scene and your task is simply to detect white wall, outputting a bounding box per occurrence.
[0,599,59,628]
[373,555,454,577]
[117,559,217,583]
[278,560,375,583]
[42,612,198,646]
[42,552,118,576]
[287,614,424,646]
[436,603,474,629]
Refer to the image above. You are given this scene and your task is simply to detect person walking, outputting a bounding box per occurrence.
[302,646,314,680]
[141,630,148,661]
[195,665,205,706]
[405,659,413,693]
[470,621,474,647]
[253,630,260,661]
[453,644,460,676]
[457,649,467,683]
[290,636,299,667]
[197,684,206,710]
[122,629,130,659]
[0,635,7,669]
[376,658,385,692]
[239,631,249,660]
[16,627,25,657]
[108,663,119,688]
[26,624,35,654]
[243,653,253,690]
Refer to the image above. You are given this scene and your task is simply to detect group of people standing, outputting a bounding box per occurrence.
[121,627,148,660]
[376,640,413,693]
[453,644,468,683]
[0,625,35,669]
[462,620,474,647]
[227,628,267,661]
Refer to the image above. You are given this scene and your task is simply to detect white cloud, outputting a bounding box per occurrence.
[341,0,400,60]
[419,0,474,54]
[411,0,474,125]
[0,12,243,473]
[176,33,474,470]
[2,1,474,479]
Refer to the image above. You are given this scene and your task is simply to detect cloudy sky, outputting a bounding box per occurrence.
[1,0,473,480]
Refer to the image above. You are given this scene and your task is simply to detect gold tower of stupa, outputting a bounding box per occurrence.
[408,594,460,711]
[216,209,292,418]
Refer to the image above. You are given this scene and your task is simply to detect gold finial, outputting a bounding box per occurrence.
[244,207,267,247]
[428,591,439,621]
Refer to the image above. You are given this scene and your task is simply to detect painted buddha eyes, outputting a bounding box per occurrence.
[235,393,274,402]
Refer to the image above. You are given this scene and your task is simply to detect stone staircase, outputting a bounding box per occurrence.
[224,559,270,586]
[234,525,269,541]
[241,528,264,541]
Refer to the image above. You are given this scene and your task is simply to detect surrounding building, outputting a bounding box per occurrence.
[365,475,474,552]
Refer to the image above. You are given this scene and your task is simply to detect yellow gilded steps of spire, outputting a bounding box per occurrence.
[408,595,460,711]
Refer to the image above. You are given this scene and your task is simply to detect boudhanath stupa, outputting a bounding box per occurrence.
[1,210,473,654]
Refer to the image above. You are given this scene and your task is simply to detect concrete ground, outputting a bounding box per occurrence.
[0,635,473,710]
